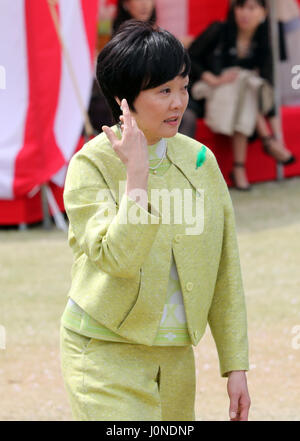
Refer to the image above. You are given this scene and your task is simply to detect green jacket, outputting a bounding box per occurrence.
[63,125,249,377]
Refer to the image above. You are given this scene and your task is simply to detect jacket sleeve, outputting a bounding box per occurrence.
[188,21,224,83]
[207,169,249,378]
[258,43,274,87]
[63,152,162,279]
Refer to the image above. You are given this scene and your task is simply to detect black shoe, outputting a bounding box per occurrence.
[261,135,296,165]
[229,162,252,191]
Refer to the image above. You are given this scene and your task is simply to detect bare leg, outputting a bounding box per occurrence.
[231,131,250,189]
[256,114,293,162]
[268,115,287,144]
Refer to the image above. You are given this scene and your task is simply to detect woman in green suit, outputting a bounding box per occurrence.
[60,20,251,421]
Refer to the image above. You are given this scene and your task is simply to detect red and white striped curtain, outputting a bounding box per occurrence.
[156,0,229,38]
[0,0,230,224]
[0,0,228,202]
[0,0,99,200]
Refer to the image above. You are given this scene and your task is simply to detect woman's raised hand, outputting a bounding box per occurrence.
[202,68,239,87]
[102,99,149,174]
[102,99,149,210]
[219,68,240,85]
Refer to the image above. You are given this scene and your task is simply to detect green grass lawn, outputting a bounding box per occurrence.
[0,177,300,420]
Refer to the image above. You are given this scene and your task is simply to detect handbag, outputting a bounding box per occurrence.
[191,68,274,136]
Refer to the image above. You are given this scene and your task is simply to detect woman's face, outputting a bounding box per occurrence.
[124,0,155,22]
[132,75,189,145]
[234,0,266,33]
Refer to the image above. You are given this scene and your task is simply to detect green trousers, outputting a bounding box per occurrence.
[60,325,196,421]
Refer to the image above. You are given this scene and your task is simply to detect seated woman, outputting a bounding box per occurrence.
[180,0,296,191]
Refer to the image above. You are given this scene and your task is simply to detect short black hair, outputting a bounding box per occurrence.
[96,20,191,124]
[233,0,266,7]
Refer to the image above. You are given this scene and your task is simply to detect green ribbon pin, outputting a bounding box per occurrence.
[196,145,207,169]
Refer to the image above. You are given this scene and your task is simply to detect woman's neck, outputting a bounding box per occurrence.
[147,137,162,146]
[237,28,255,43]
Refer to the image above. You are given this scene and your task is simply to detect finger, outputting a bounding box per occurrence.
[121,98,133,130]
[238,399,250,421]
[230,413,240,421]
[119,116,124,129]
[230,414,239,421]
[131,115,139,129]
[102,125,118,145]
[238,408,249,421]
[230,408,241,421]
[229,395,239,421]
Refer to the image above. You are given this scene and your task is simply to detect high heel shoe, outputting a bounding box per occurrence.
[261,135,296,165]
[229,162,252,191]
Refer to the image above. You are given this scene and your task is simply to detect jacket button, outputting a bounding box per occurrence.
[174,234,181,243]
[186,282,193,291]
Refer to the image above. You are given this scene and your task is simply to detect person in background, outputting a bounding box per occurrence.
[112,0,156,35]
[180,0,296,191]
[88,0,157,135]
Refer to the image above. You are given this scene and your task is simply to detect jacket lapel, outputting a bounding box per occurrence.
[166,135,207,194]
